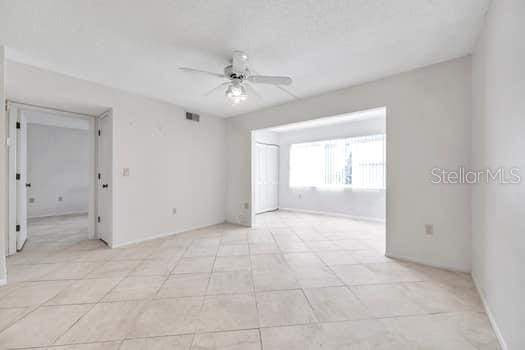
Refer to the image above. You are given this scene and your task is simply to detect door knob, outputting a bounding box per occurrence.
[102,184,109,188]
[25,183,31,188]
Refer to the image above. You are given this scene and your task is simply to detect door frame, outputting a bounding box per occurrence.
[6,101,109,254]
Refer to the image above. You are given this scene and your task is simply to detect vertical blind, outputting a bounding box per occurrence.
[289,134,385,189]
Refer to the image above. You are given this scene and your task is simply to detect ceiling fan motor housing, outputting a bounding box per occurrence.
[224,65,249,81]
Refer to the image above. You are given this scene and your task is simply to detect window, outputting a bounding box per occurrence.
[289,134,385,189]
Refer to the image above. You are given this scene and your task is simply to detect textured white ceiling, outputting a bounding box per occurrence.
[0,0,490,118]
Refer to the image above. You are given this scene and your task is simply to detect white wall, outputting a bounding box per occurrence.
[0,46,7,283]
[226,57,472,271]
[277,116,385,221]
[26,123,89,218]
[471,1,525,349]
[7,61,227,247]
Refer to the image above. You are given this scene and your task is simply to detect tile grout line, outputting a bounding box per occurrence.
[190,226,224,340]
[119,237,197,346]
[50,253,148,346]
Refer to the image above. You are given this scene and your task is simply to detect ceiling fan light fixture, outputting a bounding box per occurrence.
[230,95,247,104]
[226,83,248,104]
[231,85,244,97]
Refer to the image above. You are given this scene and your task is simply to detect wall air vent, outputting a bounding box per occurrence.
[186,112,200,122]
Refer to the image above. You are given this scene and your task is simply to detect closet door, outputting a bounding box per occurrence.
[255,143,279,214]
[267,145,279,211]
[255,143,265,214]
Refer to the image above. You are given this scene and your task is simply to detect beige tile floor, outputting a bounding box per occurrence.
[0,212,500,349]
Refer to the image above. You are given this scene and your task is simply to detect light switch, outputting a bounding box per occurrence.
[123,168,130,176]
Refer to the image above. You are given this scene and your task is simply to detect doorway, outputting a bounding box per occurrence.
[6,102,113,255]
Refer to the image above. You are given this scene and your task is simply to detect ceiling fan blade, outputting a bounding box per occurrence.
[179,67,225,78]
[204,82,230,96]
[247,75,292,85]
[250,69,298,99]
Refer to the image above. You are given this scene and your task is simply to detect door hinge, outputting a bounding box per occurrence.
[5,101,8,112]
[16,224,20,232]
[98,130,101,136]
[16,173,20,180]
[97,216,101,223]
[98,173,101,180]
[16,121,21,129]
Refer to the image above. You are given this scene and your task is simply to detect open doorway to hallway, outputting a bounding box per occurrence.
[25,118,90,247]
[251,107,386,253]
[5,102,113,258]
[27,214,89,247]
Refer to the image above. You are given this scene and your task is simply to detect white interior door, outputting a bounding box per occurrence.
[15,114,28,250]
[255,143,279,214]
[96,113,112,245]
[7,103,20,254]
[267,145,279,211]
[263,146,270,211]
[256,143,266,213]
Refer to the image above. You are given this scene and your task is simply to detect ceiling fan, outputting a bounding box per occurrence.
[179,51,294,105]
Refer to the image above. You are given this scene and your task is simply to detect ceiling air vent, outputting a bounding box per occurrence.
[186,112,200,122]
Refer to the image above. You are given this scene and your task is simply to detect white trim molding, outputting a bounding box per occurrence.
[278,207,385,223]
[111,220,227,249]
[472,274,508,350]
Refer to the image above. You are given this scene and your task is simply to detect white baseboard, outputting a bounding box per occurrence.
[255,208,279,215]
[110,220,228,248]
[225,221,251,228]
[385,250,470,273]
[279,207,385,223]
[16,237,27,251]
[472,274,508,350]
[28,211,88,220]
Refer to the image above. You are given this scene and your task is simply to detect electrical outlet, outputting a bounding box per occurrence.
[123,168,130,176]
[58,196,63,202]
[172,208,177,215]
[425,224,434,235]
[29,197,35,203]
